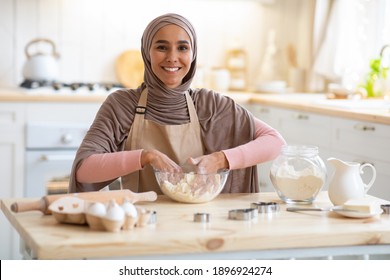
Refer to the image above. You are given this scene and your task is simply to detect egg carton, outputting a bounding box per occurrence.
[48,196,155,232]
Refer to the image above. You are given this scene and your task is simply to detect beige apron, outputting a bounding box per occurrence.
[122,89,204,193]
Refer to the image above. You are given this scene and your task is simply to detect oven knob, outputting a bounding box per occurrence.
[61,133,73,144]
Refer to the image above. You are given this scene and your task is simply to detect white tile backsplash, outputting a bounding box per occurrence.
[0,0,309,89]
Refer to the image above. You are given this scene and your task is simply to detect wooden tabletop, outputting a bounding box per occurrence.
[1,192,390,260]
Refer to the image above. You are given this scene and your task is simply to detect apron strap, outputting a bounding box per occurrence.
[185,91,199,123]
[127,89,149,191]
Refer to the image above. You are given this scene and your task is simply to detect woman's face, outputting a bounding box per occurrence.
[150,24,193,89]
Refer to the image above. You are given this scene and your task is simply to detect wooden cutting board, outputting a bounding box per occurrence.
[115,49,144,88]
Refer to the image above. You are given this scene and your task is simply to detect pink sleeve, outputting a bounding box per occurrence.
[76,150,143,183]
[77,118,286,182]
[222,117,286,170]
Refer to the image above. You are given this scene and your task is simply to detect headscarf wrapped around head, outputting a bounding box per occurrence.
[141,13,197,98]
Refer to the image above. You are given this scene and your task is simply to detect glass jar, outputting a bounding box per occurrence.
[209,68,230,91]
[226,48,247,90]
[269,145,327,204]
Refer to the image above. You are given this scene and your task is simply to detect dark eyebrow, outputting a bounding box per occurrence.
[154,40,169,44]
[154,39,190,45]
[178,40,190,45]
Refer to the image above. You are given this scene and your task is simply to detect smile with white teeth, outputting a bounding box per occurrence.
[163,67,180,72]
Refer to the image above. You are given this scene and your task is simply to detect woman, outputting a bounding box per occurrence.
[69,13,286,194]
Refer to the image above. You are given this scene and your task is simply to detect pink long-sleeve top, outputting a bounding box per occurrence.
[76,117,286,183]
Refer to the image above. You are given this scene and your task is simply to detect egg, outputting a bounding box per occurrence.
[86,202,106,217]
[105,200,125,221]
[121,198,138,218]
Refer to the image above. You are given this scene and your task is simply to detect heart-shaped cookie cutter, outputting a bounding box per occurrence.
[148,210,157,224]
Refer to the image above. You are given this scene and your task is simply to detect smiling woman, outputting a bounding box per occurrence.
[69,13,286,195]
[150,25,193,89]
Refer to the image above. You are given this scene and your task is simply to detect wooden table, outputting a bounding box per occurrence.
[1,192,390,260]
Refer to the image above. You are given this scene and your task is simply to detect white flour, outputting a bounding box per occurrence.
[160,172,223,203]
[272,163,325,200]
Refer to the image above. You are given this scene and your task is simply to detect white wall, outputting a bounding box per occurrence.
[0,0,312,89]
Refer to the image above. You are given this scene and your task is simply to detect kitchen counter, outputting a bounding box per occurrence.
[225,91,390,125]
[1,87,390,124]
[0,88,108,103]
[1,192,390,260]
[248,93,390,125]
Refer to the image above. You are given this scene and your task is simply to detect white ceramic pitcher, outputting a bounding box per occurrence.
[327,158,376,205]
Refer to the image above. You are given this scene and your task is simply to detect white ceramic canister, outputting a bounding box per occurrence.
[209,68,230,91]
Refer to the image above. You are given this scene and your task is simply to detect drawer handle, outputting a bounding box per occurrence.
[40,154,75,161]
[353,124,375,131]
[293,113,309,120]
[259,181,268,187]
[258,108,270,113]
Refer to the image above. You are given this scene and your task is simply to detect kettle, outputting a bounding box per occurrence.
[327,158,376,206]
[22,38,60,81]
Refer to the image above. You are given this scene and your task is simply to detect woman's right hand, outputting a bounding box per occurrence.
[141,149,181,172]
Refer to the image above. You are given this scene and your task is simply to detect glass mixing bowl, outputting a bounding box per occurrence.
[154,169,229,203]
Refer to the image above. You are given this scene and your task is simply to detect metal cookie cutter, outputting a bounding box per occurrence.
[228,208,258,220]
[381,204,390,214]
[250,202,280,213]
[148,211,157,224]
[194,212,210,223]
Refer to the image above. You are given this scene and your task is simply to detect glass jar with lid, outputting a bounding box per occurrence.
[269,145,327,204]
[226,48,247,91]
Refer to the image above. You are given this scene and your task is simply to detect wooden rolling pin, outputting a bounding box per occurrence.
[10,189,157,215]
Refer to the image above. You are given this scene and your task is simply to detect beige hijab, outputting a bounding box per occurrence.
[138,13,198,125]
[69,13,258,193]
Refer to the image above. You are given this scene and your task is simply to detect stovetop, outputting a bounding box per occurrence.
[20,79,124,95]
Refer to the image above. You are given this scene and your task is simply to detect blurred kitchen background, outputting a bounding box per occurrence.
[2,0,390,261]
[1,0,389,94]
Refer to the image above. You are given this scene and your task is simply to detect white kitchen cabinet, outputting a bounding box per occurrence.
[25,102,102,123]
[245,104,279,192]
[330,118,390,163]
[248,104,333,192]
[275,107,334,191]
[274,107,333,159]
[247,102,390,200]
[246,103,279,128]
[0,103,25,260]
[0,100,102,259]
[275,108,333,189]
[330,118,390,201]
[245,104,277,192]
[330,151,390,201]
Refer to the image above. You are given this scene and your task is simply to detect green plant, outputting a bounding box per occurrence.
[359,58,389,98]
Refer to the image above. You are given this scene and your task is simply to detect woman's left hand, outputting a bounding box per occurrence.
[188,152,229,174]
